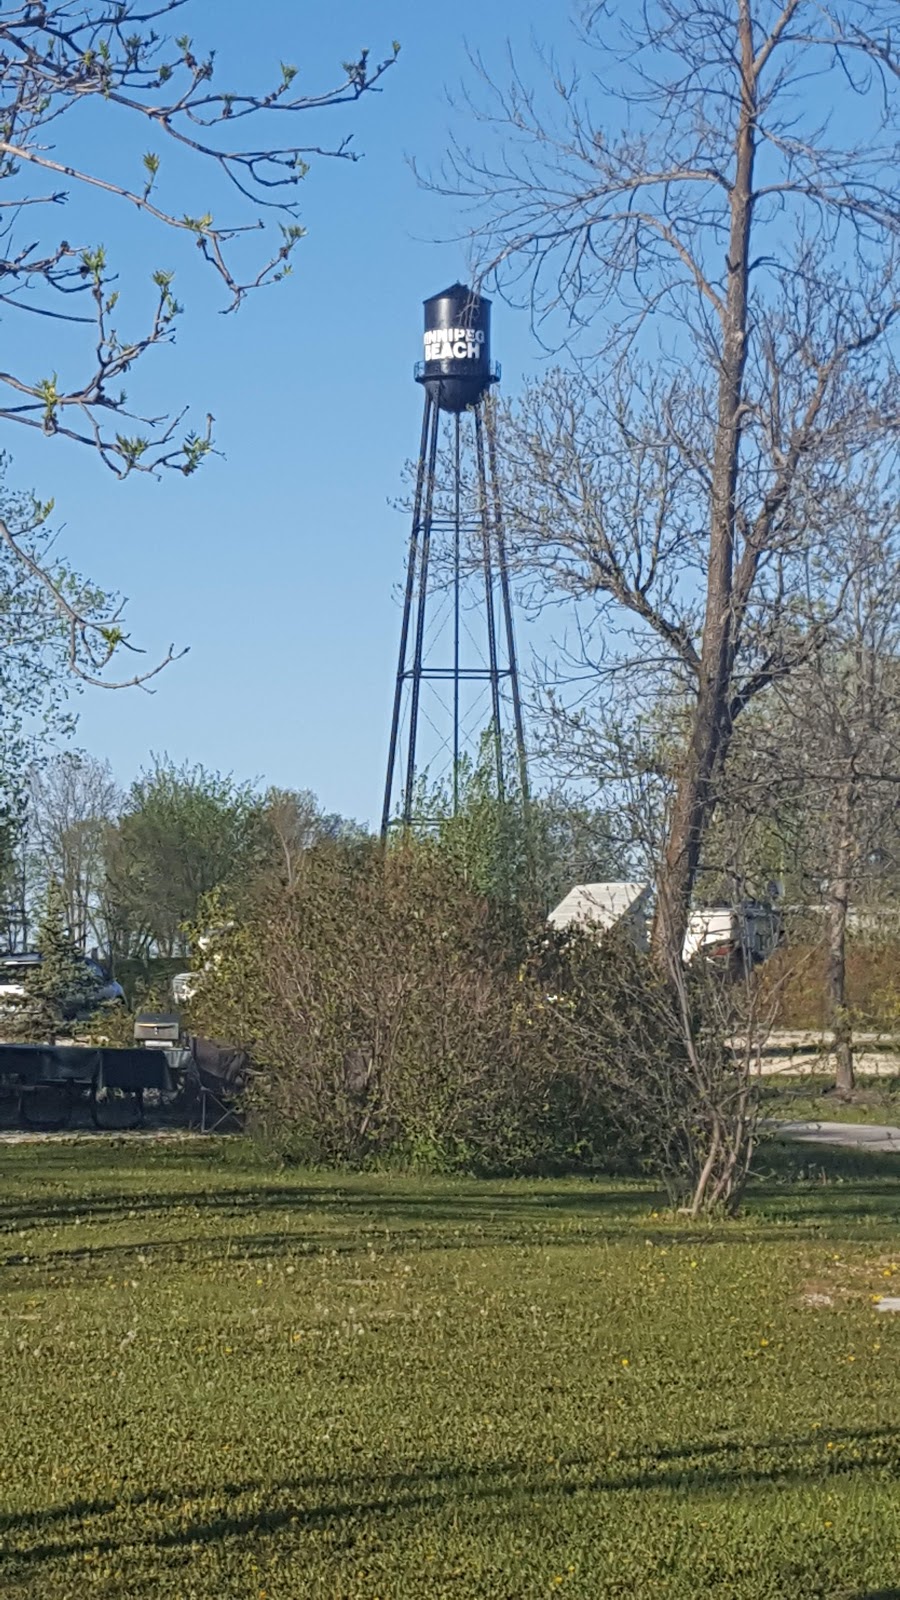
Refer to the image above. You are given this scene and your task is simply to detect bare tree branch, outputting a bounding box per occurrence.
[443,0,900,967]
[0,4,399,473]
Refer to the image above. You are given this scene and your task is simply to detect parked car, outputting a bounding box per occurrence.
[171,970,196,1006]
[0,952,125,1018]
[170,924,235,1008]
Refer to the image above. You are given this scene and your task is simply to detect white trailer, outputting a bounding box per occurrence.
[548,884,781,973]
[547,882,653,949]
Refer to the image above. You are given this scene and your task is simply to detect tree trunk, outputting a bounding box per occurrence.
[652,8,758,970]
[826,780,855,1097]
[653,678,722,969]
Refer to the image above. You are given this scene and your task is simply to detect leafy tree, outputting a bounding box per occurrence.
[530,786,627,912]
[0,791,27,949]
[409,731,623,908]
[0,459,127,939]
[105,756,262,956]
[411,742,531,905]
[0,5,398,696]
[0,459,119,754]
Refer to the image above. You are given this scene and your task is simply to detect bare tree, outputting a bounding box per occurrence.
[438,0,900,968]
[27,751,120,949]
[762,497,900,1092]
[686,460,900,1094]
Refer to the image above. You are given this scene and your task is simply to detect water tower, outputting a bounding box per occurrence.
[381,285,529,834]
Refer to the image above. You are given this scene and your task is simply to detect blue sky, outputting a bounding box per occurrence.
[2,0,578,824]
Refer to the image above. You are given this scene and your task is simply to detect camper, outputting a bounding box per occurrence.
[547,882,653,949]
[683,902,782,975]
[548,883,780,974]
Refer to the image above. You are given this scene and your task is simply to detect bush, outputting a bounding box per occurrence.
[756,937,900,1030]
[187,841,616,1172]
[189,840,756,1209]
[527,928,759,1211]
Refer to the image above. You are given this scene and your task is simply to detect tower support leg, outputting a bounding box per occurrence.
[381,394,435,838]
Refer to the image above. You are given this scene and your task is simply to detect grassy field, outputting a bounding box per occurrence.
[760,1074,900,1126]
[2,1140,900,1599]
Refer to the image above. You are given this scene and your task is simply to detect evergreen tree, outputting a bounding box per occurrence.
[15,881,102,1042]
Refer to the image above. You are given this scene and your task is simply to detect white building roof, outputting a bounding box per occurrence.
[547,881,651,934]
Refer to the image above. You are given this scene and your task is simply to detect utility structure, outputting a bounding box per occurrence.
[381,284,528,836]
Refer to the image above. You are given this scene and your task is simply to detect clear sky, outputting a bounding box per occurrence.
[3,0,578,824]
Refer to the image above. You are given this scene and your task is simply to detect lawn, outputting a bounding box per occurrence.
[760,1074,900,1127]
[1,1139,899,1600]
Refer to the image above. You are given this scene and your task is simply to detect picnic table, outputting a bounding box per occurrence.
[0,1043,191,1129]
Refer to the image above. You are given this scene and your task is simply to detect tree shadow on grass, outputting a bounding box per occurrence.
[2,1425,899,1576]
[751,1180,900,1220]
[17,1199,882,1282]
[755,1141,900,1184]
[2,1142,898,1271]
[6,1210,900,1290]
[0,1179,657,1233]
[2,1219,665,1282]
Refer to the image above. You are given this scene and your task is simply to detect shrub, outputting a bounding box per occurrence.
[189,840,757,1209]
[756,937,900,1030]
[531,930,759,1213]
[187,841,616,1172]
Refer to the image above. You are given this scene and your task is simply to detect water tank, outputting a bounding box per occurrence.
[415,283,499,412]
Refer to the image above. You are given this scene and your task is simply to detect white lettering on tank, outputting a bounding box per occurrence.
[423,328,484,362]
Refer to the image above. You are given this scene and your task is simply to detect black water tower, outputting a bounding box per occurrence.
[415,283,498,413]
[382,283,527,837]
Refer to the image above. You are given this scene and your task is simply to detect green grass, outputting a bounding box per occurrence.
[2,1140,900,1599]
[760,1074,900,1126]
